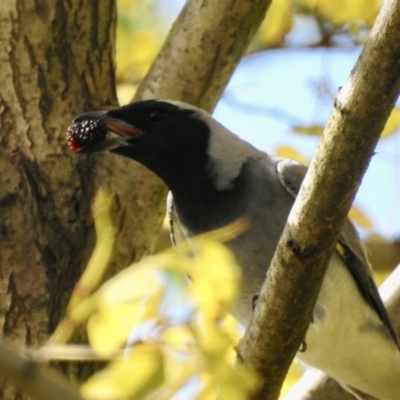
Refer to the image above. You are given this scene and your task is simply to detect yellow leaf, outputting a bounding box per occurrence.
[280,363,303,397]
[161,325,195,351]
[50,186,115,344]
[195,326,233,360]
[116,29,161,81]
[87,266,165,354]
[292,124,324,136]
[174,218,249,258]
[188,242,240,321]
[298,0,381,27]
[201,362,259,400]
[161,352,197,397]
[98,265,162,305]
[299,0,318,7]
[259,0,293,45]
[81,344,164,400]
[87,301,158,356]
[276,146,309,165]
[71,187,115,306]
[218,316,242,363]
[382,108,400,138]
[116,83,137,106]
[349,206,373,230]
[196,384,217,400]
[219,381,254,400]
[374,270,391,286]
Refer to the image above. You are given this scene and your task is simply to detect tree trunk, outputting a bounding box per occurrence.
[0,1,118,396]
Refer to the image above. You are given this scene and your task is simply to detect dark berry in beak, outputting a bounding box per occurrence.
[66,119,108,152]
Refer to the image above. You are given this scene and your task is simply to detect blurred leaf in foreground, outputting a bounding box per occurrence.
[80,220,259,400]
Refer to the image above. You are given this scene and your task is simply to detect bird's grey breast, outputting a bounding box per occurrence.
[223,156,295,325]
[172,155,295,326]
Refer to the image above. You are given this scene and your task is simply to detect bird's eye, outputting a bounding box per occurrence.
[148,110,166,123]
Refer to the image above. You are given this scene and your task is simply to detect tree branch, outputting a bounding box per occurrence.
[0,339,83,400]
[236,0,400,398]
[133,0,272,112]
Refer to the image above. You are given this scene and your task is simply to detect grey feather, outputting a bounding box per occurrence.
[276,157,399,348]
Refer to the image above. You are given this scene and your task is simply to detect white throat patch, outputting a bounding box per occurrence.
[165,100,253,191]
[199,114,253,191]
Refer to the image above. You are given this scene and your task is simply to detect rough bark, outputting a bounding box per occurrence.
[285,264,400,400]
[0,1,118,396]
[0,0,117,352]
[236,0,400,398]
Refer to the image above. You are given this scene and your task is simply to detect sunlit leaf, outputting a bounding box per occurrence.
[299,0,381,27]
[196,327,233,361]
[116,83,137,105]
[57,212,258,400]
[382,107,400,138]
[292,124,324,136]
[299,0,318,7]
[188,242,240,321]
[174,218,248,258]
[196,362,259,400]
[98,265,163,305]
[116,1,164,84]
[81,344,165,400]
[276,146,309,165]
[161,325,195,351]
[374,270,391,286]
[117,30,161,81]
[218,315,242,362]
[280,363,303,396]
[161,352,197,397]
[70,187,115,305]
[87,300,160,355]
[219,364,260,400]
[49,187,115,344]
[259,0,293,45]
[196,384,217,400]
[349,206,373,230]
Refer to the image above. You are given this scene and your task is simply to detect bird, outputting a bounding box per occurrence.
[69,99,400,400]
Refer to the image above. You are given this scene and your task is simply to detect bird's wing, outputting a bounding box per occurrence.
[276,158,399,348]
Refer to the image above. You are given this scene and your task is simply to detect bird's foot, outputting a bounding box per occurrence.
[299,340,307,352]
[252,293,259,311]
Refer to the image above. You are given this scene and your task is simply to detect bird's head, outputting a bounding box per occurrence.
[67,100,251,192]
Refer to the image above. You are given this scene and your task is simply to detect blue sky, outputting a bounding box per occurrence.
[213,47,400,239]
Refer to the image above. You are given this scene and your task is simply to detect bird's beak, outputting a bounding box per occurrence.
[103,119,142,138]
[76,136,131,153]
[74,114,142,154]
